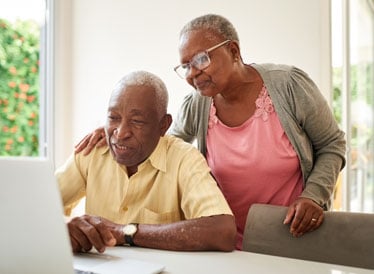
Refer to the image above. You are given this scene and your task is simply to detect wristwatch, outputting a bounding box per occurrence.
[123,223,138,246]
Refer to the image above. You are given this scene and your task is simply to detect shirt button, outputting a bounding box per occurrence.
[123,206,128,211]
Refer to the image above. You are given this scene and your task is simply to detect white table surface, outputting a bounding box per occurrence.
[73,246,374,274]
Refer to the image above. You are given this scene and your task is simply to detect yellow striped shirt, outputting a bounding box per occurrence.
[56,135,232,224]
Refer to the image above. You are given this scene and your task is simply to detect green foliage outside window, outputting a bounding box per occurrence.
[333,62,374,147]
[0,18,40,156]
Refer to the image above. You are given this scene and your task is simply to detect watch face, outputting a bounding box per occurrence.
[123,224,137,235]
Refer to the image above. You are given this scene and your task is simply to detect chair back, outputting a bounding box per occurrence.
[242,203,374,269]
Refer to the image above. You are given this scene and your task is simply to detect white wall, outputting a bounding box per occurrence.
[54,0,331,167]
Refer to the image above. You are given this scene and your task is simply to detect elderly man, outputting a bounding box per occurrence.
[56,71,236,254]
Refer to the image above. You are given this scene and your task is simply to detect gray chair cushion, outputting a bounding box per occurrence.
[242,203,374,269]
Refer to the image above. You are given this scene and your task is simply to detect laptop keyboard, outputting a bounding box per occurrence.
[74,268,99,274]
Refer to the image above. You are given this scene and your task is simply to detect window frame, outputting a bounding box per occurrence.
[39,0,55,163]
[334,0,374,212]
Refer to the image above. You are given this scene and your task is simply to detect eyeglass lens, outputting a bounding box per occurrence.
[177,52,210,78]
[175,40,230,78]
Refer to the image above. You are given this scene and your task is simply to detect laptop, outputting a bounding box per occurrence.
[0,157,75,274]
[0,157,164,274]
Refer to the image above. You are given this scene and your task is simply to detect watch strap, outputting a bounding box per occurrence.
[125,234,135,246]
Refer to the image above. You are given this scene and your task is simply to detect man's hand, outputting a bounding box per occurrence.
[75,127,107,155]
[67,215,124,253]
[283,197,324,237]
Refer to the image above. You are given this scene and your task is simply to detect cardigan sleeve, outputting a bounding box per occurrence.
[286,66,346,207]
[290,68,346,205]
[168,91,197,144]
[168,90,211,156]
[256,63,346,208]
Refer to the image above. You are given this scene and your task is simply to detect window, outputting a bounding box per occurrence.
[332,0,374,212]
[0,0,53,159]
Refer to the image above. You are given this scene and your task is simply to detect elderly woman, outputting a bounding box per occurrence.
[76,14,346,250]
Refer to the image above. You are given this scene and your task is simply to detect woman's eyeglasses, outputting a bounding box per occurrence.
[174,40,231,79]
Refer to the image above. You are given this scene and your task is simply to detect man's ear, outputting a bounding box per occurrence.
[160,114,172,136]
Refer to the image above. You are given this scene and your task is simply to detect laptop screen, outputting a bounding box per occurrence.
[0,157,165,274]
[0,158,75,274]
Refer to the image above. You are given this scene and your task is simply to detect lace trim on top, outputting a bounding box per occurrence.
[209,86,274,128]
[254,86,274,121]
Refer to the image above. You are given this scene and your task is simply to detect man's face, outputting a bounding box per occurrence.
[105,85,163,172]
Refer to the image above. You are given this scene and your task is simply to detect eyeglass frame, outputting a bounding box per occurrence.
[174,39,231,79]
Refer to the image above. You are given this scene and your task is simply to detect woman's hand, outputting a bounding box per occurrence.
[75,127,107,155]
[283,197,324,237]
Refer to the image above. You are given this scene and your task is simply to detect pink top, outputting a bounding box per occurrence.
[206,86,303,250]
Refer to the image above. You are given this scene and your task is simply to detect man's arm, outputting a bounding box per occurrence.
[133,214,236,251]
[68,214,236,253]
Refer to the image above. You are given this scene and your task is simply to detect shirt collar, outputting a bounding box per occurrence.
[143,136,167,173]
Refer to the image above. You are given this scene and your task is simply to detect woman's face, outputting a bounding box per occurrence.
[177,30,235,97]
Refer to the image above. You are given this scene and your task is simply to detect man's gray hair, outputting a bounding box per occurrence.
[114,70,168,115]
[179,14,239,43]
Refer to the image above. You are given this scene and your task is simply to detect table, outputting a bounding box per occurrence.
[73,246,374,274]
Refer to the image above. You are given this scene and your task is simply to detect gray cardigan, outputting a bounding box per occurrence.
[169,63,346,209]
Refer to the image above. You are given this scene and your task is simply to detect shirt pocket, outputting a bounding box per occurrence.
[140,207,181,224]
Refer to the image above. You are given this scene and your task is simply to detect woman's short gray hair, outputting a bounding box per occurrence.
[115,70,169,115]
[179,14,239,43]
